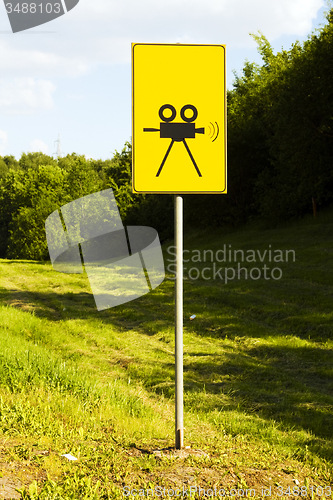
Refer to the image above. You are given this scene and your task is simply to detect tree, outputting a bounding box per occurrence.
[254,11,333,221]
[4,165,68,260]
[19,152,57,171]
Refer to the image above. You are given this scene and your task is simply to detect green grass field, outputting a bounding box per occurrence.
[0,210,332,499]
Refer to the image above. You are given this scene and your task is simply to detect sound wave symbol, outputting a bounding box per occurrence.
[208,122,219,142]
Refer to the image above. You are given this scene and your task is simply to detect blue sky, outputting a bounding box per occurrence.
[0,0,328,160]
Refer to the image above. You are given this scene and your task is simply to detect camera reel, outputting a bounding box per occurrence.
[159,104,198,123]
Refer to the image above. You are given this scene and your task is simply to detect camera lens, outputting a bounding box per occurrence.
[159,104,176,122]
[181,105,198,123]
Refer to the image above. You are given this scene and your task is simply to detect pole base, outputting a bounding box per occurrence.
[175,428,184,450]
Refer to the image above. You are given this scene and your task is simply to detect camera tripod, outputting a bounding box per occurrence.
[143,104,205,177]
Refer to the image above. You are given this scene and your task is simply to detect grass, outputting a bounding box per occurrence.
[0,209,332,498]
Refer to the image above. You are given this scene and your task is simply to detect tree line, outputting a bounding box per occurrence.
[1,9,333,260]
[184,8,333,228]
[0,146,173,260]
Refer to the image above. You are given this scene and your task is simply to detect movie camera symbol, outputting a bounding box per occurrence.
[143,104,205,177]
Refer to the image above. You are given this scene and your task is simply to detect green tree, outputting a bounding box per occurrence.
[254,11,333,221]
[0,155,20,181]
[58,153,103,201]
[19,152,57,171]
[102,142,148,224]
[3,165,68,260]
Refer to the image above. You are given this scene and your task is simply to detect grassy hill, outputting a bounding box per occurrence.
[0,209,332,498]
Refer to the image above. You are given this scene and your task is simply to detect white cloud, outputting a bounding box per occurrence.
[0,40,89,77]
[229,0,325,41]
[74,0,325,47]
[0,130,8,155]
[0,78,56,114]
[0,0,325,79]
[29,139,49,154]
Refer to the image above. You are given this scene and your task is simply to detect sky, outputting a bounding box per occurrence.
[0,0,328,161]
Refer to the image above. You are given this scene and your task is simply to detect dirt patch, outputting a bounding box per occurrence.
[0,461,34,500]
[0,477,22,500]
[0,444,48,500]
[123,447,310,495]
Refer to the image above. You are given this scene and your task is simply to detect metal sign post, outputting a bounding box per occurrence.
[132,42,227,450]
[175,194,184,449]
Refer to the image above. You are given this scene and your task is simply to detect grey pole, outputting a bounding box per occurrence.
[175,194,184,449]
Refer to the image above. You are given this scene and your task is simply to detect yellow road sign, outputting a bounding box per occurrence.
[132,43,227,194]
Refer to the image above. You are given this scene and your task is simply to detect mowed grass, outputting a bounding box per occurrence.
[0,209,332,498]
